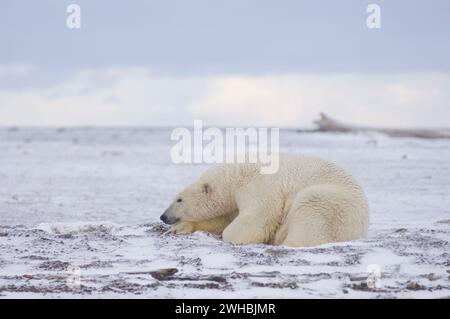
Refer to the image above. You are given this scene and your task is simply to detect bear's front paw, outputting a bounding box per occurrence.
[222,222,263,245]
[165,221,195,235]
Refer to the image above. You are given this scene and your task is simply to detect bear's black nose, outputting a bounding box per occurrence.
[160,214,168,223]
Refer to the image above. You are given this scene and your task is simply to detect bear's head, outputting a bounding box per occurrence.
[160,167,235,224]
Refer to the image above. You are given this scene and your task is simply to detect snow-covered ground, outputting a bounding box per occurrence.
[0,127,449,298]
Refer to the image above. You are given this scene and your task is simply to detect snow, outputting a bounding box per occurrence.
[35,221,119,235]
[0,127,449,298]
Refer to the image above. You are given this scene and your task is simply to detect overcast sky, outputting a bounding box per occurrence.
[1,0,449,127]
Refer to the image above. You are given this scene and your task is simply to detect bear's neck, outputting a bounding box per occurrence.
[226,162,261,206]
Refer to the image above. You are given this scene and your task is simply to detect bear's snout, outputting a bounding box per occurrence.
[160,214,169,223]
[160,209,179,225]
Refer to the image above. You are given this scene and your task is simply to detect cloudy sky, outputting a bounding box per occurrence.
[1,0,449,127]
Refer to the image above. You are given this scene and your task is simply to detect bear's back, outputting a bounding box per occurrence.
[265,153,363,195]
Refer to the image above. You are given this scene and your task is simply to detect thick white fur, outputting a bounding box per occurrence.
[165,153,369,247]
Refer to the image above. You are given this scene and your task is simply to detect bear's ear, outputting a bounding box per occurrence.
[202,183,211,194]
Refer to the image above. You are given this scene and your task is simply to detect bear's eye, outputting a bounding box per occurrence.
[176,198,182,203]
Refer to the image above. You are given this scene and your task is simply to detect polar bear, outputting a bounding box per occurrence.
[160,153,369,247]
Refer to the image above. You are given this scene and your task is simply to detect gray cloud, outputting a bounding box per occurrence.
[1,0,449,73]
[1,66,449,127]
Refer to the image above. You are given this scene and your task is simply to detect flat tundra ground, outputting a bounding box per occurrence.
[0,128,449,298]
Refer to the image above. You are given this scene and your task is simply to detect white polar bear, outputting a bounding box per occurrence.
[160,153,369,247]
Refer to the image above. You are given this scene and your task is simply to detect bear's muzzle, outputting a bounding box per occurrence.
[160,207,180,225]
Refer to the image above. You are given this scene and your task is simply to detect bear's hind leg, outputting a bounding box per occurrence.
[281,184,368,247]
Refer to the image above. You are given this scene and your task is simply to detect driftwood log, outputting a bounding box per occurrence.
[313,113,450,139]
